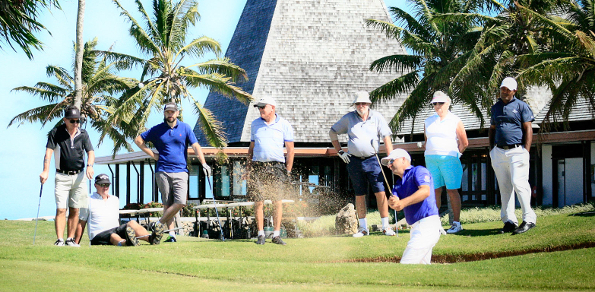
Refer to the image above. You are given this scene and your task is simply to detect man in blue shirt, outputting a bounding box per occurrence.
[489,77,536,235]
[329,91,395,237]
[381,149,441,264]
[247,96,294,245]
[134,102,212,243]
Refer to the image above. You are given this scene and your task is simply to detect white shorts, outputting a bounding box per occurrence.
[401,215,441,264]
[55,172,88,209]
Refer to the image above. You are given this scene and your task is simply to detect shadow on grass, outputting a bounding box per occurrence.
[570,211,595,217]
[453,228,503,237]
[345,242,595,264]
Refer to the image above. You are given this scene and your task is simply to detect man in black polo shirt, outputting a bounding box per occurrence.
[489,77,536,235]
[40,106,95,246]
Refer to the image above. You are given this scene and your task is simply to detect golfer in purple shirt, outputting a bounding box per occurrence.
[381,149,442,264]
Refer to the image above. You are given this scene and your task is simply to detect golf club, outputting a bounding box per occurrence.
[371,139,398,237]
[206,176,225,241]
[33,183,43,244]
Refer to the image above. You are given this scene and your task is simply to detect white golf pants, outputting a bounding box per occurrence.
[490,146,536,224]
[401,215,441,265]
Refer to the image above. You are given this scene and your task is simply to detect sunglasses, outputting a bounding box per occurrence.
[355,102,369,106]
[256,105,267,109]
[432,102,445,106]
[389,159,395,165]
[69,119,80,124]
[98,183,110,188]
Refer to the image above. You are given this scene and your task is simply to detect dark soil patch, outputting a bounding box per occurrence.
[343,242,595,264]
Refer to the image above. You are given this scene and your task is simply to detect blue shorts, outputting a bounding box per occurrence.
[347,156,385,195]
[425,155,463,189]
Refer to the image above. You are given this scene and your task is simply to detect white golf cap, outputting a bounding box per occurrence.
[500,77,517,91]
[353,91,372,104]
[430,91,449,103]
[254,96,277,107]
[381,148,411,166]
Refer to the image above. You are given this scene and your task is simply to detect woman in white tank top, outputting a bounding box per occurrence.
[423,91,468,234]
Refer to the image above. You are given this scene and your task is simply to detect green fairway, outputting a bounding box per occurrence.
[1,211,594,291]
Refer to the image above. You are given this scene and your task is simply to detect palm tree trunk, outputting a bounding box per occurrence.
[73,0,85,109]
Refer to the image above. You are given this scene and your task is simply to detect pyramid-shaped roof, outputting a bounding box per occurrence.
[195,0,408,145]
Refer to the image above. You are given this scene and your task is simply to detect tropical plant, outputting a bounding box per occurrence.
[366,0,495,133]
[9,38,140,154]
[0,0,60,59]
[108,0,252,148]
[448,0,567,122]
[514,0,595,129]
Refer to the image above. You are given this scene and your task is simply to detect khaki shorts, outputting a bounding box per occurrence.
[247,162,290,202]
[55,172,88,209]
[156,172,188,206]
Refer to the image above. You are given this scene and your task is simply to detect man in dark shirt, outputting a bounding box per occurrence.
[40,106,95,246]
[489,77,536,235]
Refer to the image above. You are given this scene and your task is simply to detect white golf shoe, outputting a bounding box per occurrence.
[352,227,369,238]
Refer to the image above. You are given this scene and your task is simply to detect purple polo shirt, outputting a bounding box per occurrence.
[392,165,439,225]
[140,120,198,173]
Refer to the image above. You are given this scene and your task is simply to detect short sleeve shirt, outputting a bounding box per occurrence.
[330,110,392,157]
[392,165,439,225]
[251,114,294,162]
[140,120,198,173]
[79,192,120,240]
[491,98,534,146]
[46,124,94,171]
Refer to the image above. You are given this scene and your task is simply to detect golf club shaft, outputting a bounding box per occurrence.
[33,184,43,244]
[370,140,392,196]
[206,176,225,241]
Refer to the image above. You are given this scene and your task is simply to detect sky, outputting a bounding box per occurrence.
[0,0,403,220]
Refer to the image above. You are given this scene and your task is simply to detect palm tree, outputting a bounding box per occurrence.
[514,0,595,129]
[366,0,491,133]
[108,0,252,148]
[74,0,85,109]
[9,38,140,154]
[0,0,60,59]
[449,0,565,120]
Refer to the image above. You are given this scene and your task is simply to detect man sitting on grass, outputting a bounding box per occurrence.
[75,174,164,246]
[382,149,442,264]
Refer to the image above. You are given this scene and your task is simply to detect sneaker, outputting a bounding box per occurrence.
[272,236,286,245]
[149,221,165,245]
[439,226,447,235]
[382,227,396,236]
[352,227,369,238]
[125,226,139,246]
[499,221,518,234]
[255,235,265,245]
[65,238,80,247]
[446,221,463,234]
[164,236,177,243]
[54,239,65,246]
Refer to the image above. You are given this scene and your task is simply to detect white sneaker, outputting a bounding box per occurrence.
[352,228,369,238]
[65,238,80,247]
[446,222,463,234]
[439,226,447,235]
[382,227,396,236]
[54,239,65,246]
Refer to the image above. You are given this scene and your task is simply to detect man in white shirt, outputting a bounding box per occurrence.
[75,174,162,246]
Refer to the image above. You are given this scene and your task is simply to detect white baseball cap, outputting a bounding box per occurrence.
[353,91,372,104]
[254,96,277,107]
[500,77,517,91]
[430,91,450,104]
[381,148,411,166]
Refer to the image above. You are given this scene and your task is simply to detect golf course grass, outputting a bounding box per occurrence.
[1,209,594,291]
